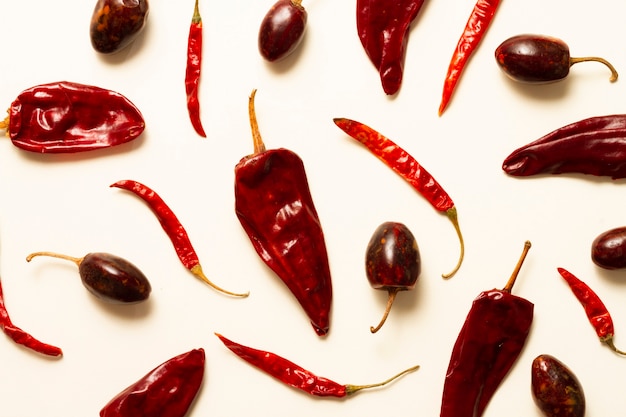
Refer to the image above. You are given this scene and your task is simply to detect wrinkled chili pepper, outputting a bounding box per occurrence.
[503,114,626,179]
[100,348,205,417]
[356,0,424,95]
[215,333,419,397]
[333,117,464,278]
[111,179,248,297]
[0,81,145,153]
[440,241,534,417]
[235,90,332,336]
[557,267,626,355]
[185,0,207,138]
[0,278,62,357]
[438,0,500,115]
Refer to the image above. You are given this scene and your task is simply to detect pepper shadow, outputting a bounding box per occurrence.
[89,294,154,320]
[497,73,570,101]
[262,31,310,75]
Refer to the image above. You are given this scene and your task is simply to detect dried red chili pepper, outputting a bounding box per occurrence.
[356,0,424,95]
[502,114,626,179]
[440,241,534,417]
[235,90,332,336]
[0,278,62,357]
[90,0,149,54]
[185,0,207,138]
[0,81,145,153]
[333,117,464,278]
[111,179,248,297]
[215,333,419,397]
[557,267,626,355]
[438,0,500,115]
[100,348,205,417]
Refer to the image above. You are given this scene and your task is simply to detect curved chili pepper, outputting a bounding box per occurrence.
[356,0,424,95]
[215,333,419,397]
[0,81,145,153]
[185,0,207,138]
[100,348,205,417]
[440,241,534,417]
[333,117,464,278]
[557,267,626,355]
[235,90,332,336]
[503,114,626,179]
[438,0,500,115]
[110,179,248,297]
[0,278,62,357]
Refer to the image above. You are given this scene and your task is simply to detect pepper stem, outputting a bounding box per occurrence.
[344,364,420,395]
[25,251,84,267]
[192,0,202,24]
[0,113,9,132]
[370,289,399,333]
[441,207,465,279]
[602,335,626,356]
[190,264,249,298]
[502,240,532,293]
[570,56,619,82]
[248,89,266,154]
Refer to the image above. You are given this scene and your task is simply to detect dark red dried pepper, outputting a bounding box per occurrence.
[0,278,62,357]
[356,0,424,95]
[557,267,626,355]
[0,81,145,153]
[111,179,248,297]
[235,90,332,336]
[185,0,207,138]
[440,241,534,417]
[216,333,419,397]
[503,114,626,179]
[333,117,464,278]
[100,348,205,417]
[438,0,500,115]
[90,0,149,54]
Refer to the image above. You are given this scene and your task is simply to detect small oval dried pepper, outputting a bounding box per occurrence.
[0,81,145,153]
[90,0,149,54]
[502,114,626,179]
[235,90,332,336]
[557,267,626,355]
[111,179,248,297]
[333,117,464,278]
[356,0,424,95]
[185,0,207,138]
[100,348,205,417]
[215,333,419,397]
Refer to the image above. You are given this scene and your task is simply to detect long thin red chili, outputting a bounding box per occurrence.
[333,117,464,278]
[438,0,501,115]
[185,0,207,138]
[215,333,419,397]
[557,267,626,355]
[110,180,248,297]
[0,279,62,357]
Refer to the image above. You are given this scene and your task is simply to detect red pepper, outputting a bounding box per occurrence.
[0,278,62,357]
[356,0,424,95]
[110,179,248,297]
[333,117,465,278]
[440,241,534,417]
[557,267,626,355]
[235,90,332,336]
[185,0,207,138]
[0,81,145,153]
[438,0,501,115]
[215,333,419,397]
[100,348,205,417]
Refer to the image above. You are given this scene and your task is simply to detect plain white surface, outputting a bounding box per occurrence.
[1,0,626,415]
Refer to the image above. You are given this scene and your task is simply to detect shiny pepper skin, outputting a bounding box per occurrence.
[531,354,585,417]
[90,0,149,54]
[258,0,307,62]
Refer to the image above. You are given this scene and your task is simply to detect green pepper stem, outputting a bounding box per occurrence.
[502,241,531,293]
[370,289,399,333]
[248,89,266,154]
[570,56,618,82]
[442,207,465,279]
[192,0,202,24]
[190,264,250,298]
[602,335,626,356]
[345,364,420,395]
[25,251,83,267]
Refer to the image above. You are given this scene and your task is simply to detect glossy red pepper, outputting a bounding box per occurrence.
[100,348,205,417]
[111,179,248,297]
[503,114,626,179]
[0,81,145,153]
[440,241,534,417]
[333,117,464,278]
[356,0,424,95]
[185,0,207,137]
[235,90,332,336]
[438,0,500,115]
[216,333,419,397]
